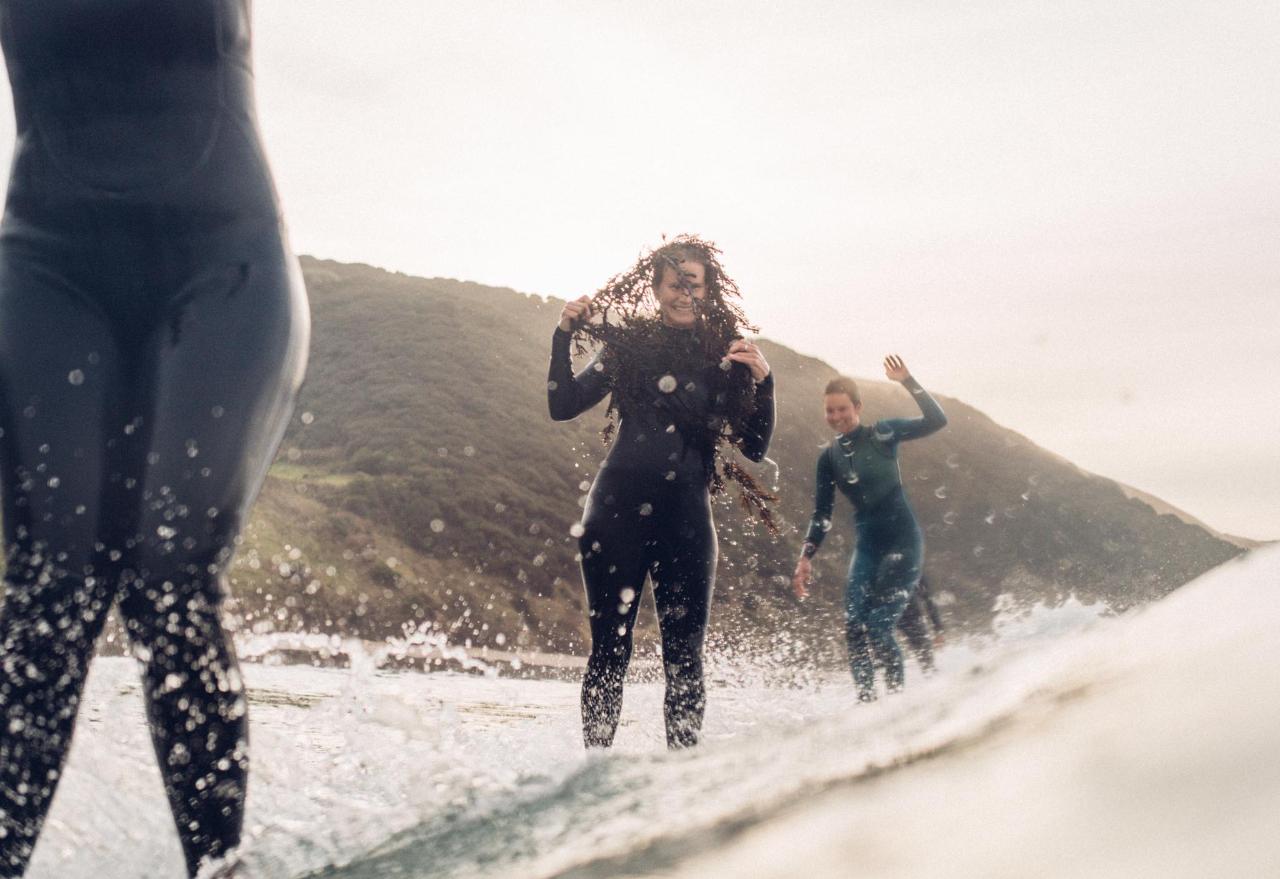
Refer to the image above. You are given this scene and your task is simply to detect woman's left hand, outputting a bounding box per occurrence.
[883,353,911,383]
[726,339,770,384]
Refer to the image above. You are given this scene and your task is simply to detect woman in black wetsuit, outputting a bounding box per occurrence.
[792,363,946,701]
[0,3,309,875]
[548,237,774,749]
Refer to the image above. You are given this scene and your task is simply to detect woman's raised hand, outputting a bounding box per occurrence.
[726,339,771,384]
[558,295,594,332]
[883,354,911,383]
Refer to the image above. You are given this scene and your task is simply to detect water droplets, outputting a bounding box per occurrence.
[300,411,315,425]
[430,519,445,533]
[569,522,585,538]
[657,374,677,394]
[934,486,948,499]
[67,369,85,386]
[638,503,653,516]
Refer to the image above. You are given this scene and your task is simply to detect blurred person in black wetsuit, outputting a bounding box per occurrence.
[0,2,309,875]
[548,237,775,749]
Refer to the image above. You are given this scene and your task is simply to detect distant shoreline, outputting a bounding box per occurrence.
[238,635,598,681]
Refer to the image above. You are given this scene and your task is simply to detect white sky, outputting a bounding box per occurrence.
[2,1,1277,539]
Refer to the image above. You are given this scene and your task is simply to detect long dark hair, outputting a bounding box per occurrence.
[570,235,778,533]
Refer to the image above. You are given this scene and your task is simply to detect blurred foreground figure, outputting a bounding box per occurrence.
[0,1,309,874]
[792,359,946,702]
[549,236,775,749]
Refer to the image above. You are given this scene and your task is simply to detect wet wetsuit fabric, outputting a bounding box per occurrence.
[897,576,943,673]
[548,326,774,748]
[803,377,945,700]
[0,2,309,875]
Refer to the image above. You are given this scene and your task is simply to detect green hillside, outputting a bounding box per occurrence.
[210,256,1242,659]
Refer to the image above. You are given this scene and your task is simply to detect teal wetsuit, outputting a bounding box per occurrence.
[803,376,946,700]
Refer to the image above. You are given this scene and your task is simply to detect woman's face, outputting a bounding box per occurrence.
[655,260,707,328]
[825,392,861,434]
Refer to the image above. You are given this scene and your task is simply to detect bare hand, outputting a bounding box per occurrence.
[558,295,593,332]
[883,354,911,383]
[725,339,771,384]
[791,556,812,600]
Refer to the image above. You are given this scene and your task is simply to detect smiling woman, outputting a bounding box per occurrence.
[547,235,775,749]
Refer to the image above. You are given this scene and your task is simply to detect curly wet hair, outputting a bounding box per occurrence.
[569,235,778,533]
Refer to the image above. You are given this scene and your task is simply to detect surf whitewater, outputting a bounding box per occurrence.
[23,547,1279,878]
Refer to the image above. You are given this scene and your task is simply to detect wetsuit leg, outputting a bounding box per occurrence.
[0,262,121,875]
[649,491,715,749]
[578,499,649,749]
[118,583,245,877]
[843,548,881,701]
[113,259,304,876]
[897,594,935,674]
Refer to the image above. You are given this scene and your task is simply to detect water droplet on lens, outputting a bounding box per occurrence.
[67,369,85,385]
[657,375,677,393]
[430,519,445,533]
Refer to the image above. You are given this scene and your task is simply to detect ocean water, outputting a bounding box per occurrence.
[24,547,1280,878]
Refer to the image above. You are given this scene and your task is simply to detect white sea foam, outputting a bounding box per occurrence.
[24,547,1277,878]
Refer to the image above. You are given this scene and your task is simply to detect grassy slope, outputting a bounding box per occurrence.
[215,257,1242,658]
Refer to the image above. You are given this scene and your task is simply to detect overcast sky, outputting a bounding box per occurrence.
[2,1,1276,539]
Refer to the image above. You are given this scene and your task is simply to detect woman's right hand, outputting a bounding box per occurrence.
[559,296,593,332]
[791,556,812,600]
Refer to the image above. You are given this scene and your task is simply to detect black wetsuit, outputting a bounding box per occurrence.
[897,576,944,674]
[548,326,774,748]
[0,2,309,875]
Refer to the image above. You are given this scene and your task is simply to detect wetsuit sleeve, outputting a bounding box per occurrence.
[736,372,775,462]
[874,376,947,443]
[547,327,611,421]
[802,448,836,555]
